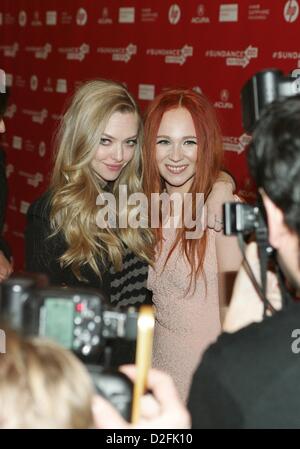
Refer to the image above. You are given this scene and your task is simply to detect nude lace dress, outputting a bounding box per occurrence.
[148,228,221,402]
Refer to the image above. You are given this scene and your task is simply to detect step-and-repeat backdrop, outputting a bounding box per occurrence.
[0,0,299,268]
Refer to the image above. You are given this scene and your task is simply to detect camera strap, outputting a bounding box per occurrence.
[255,218,273,318]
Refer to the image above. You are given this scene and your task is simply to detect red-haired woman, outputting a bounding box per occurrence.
[143,88,243,402]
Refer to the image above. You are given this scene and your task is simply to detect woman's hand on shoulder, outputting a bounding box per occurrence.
[205,173,236,232]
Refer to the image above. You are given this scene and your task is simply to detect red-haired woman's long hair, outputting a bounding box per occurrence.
[143,88,223,284]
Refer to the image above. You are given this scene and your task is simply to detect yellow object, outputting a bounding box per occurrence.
[131,305,155,423]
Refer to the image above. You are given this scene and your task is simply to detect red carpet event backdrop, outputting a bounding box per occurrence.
[0,0,299,269]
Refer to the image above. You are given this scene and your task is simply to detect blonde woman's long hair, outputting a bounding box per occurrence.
[50,79,154,281]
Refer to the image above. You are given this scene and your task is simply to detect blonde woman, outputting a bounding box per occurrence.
[25,79,154,306]
[25,79,235,307]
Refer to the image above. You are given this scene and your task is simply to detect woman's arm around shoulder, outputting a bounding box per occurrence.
[214,194,244,325]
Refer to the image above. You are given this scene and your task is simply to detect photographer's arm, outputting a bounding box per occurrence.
[206,171,236,231]
[92,366,190,429]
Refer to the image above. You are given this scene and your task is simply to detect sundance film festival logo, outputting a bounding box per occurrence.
[223,134,251,154]
[205,45,258,68]
[22,108,48,124]
[19,171,44,188]
[169,4,181,24]
[146,45,193,65]
[272,50,300,68]
[96,186,205,240]
[25,43,52,59]
[0,43,19,58]
[97,44,137,63]
[284,0,299,22]
[58,44,90,62]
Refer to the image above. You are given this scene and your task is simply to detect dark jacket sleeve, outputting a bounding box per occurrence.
[188,344,243,429]
[25,191,111,291]
[25,192,67,284]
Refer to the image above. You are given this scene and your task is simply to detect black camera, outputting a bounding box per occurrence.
[223,202,264,236]
[241,68,300,133]
[0,276,138,420]
[0,276,138,362]
[225,67,300,238]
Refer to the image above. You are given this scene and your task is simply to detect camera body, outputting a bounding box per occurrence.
[0,276,138,420]
[241,68,300,133]
[0,276,138,362]
[223,202,264,236]
[226,67,300,238]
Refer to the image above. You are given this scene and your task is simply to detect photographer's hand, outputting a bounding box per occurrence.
[92,365,190,429]
[223,242,282,333]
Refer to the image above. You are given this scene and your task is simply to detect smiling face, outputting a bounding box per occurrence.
[155,107,198,195]
[92,111,138,183]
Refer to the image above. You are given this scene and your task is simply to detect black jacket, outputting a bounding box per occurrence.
[25,190,152,366]
[188,301,300,429]
[25,191,151,306]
